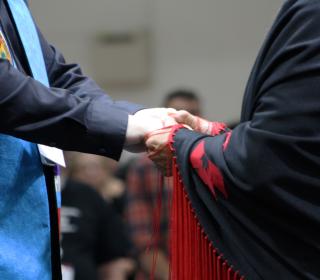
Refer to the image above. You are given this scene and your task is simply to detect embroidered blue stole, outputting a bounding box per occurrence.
[0,1,53,279]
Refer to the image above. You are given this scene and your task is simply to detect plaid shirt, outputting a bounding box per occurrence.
[125,156,172,256]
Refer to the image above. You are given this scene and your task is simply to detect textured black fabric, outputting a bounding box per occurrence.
[174,1,320,279]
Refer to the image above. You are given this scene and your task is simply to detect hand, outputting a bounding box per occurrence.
[125,108,177,152]
[145,126,173,176]
[170,110,227,136]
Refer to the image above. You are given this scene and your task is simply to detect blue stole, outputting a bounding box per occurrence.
[0,1,53,279]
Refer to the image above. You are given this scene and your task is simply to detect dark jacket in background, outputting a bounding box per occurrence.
[61,180,133,280]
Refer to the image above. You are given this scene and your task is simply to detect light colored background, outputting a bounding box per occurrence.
[30,0,282,123]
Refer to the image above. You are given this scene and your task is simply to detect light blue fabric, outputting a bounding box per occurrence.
[0,0,53,279]
[0,136,51,280]
[7,0,49,86]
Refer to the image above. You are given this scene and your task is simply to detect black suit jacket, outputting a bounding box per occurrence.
[0,0,143,161]
[0,2,143,278]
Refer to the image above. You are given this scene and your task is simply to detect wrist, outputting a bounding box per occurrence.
[125,115,143,146]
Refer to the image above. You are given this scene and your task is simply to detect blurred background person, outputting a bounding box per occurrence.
[124,90,201,280]
[61,153,135,280]
[66,153,128,216]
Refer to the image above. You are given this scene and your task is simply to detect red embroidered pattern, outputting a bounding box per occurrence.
[223,131,232,151]
[209,122,228,136]
[190,140,228,199]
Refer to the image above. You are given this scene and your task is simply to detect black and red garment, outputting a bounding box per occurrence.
[167,1,320,279]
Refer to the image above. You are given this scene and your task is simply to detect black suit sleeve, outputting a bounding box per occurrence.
[0,27,144,160]
[38,29,143,114]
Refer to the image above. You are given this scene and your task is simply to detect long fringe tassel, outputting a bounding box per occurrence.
[169,157,244,280]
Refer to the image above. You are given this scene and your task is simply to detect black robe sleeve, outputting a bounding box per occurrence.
[173,1,320,279]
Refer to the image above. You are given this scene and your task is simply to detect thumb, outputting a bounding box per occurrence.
[170,110,197,128]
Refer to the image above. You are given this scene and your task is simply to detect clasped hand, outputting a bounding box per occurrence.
[125,109,213,176]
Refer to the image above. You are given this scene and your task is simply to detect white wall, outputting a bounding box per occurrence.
[30,0,282,122]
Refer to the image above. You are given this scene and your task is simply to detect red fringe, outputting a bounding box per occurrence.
[146,124,243,280]
[169,160,244,280]
[168,125,244,280]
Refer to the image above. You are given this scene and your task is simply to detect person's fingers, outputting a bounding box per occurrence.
[170,110,215,134]
[170,110,197,128]
[135,108,176,120]
[149,152,172,177]
[145,127,171,149]
[146,130,173,176]
[162,116,177,127]
[167,108,177,114]
[145,136,157,153]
